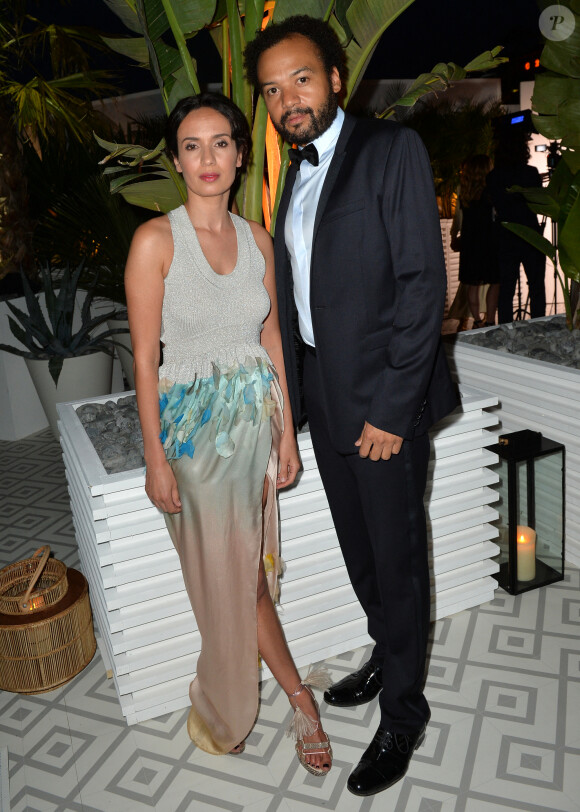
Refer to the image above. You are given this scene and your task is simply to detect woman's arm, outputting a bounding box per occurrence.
[125,217,182,513]
[249,220,301,489]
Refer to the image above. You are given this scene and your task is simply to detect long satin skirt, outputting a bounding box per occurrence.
[160,358,283,754]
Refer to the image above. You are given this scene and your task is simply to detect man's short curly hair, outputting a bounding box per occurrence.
[244,15,347,88]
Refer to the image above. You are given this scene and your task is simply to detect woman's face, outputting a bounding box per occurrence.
[173,107,242,198]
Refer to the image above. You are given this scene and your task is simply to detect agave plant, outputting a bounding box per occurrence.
[0,262,130,385]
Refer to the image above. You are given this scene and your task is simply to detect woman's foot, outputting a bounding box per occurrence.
[229,741,246,755]
[287,681,332,775]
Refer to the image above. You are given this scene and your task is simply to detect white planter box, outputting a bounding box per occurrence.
[57,386,500,724]
[446,327,579,568]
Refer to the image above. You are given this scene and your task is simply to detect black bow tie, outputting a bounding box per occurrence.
[289,143,319,167]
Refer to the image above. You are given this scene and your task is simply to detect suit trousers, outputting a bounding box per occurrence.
[497,238,546,323]
[303,349,431,733]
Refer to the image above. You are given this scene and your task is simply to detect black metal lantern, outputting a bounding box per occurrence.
[487,429,565,595]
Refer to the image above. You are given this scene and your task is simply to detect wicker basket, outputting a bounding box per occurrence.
[0,546,67,614]
[0,568,96,694]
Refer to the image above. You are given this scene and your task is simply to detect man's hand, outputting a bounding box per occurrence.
[355,421,403,461]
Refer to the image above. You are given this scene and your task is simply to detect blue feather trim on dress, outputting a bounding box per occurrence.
[158,356,277,462]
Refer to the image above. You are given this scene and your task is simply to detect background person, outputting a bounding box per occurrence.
[487,127,545,323]
[454,154,499,328]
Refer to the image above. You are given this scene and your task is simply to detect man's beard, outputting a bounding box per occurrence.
[274,91,338,146]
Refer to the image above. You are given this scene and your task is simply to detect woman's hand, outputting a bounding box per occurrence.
[145,460,182,513]
[277,430,301,489]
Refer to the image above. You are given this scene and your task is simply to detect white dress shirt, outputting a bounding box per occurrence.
[284,107,345,347]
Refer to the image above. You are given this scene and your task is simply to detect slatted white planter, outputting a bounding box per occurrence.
[446,329,579,568]
[57,385,500,724]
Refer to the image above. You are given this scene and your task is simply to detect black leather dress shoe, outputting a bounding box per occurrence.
[347,724,426,796]
[323,660,382,707]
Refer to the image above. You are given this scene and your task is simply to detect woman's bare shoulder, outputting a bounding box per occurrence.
[246,219,273,255]
[126,214,175,278]
[133,214,172,248]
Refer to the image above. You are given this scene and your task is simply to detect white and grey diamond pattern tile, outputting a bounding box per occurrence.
[2,431,580,811]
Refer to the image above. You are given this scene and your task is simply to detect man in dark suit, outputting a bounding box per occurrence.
[245,16,457,796]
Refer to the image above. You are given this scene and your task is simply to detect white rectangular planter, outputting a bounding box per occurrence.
[57,385,500,724]
[446,331,580,568]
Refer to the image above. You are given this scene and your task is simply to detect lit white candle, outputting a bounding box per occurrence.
[516,525,536,581]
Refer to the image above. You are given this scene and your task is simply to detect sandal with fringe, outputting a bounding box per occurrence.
[286,666,333,776]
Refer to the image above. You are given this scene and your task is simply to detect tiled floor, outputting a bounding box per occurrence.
[1,428,579,812]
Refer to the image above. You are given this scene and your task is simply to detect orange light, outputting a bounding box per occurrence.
[525,61,531,71]
[534,59,540,68]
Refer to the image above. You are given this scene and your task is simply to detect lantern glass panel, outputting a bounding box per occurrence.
[534,451,564,579]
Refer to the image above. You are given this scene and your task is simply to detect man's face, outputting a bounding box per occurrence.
[256,34,341,145]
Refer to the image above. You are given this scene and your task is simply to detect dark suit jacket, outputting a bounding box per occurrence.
[274,112,457,454]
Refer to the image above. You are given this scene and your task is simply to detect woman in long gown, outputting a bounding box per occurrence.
[125,93,332,775]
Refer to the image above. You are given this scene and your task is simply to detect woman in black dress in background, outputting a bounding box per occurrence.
[456,154,499,328]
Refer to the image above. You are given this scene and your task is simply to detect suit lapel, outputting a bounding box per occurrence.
[274,161,297,282]
[275,162,297,242]
[312,113,357,241]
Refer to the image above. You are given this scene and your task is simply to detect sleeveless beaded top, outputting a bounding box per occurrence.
[159,206,272,382]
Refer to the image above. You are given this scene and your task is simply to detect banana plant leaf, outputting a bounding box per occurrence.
[97,0,508,228]
[558,171,580,282]
[117,178,186,211]
[344,0,416,102]
[540,4,580,79]
[380,48,506,118]
[103,0,143,35]
[502,223,557,263]
[272,0,329,22]
[509,185,561,220]
[101,36,150,64]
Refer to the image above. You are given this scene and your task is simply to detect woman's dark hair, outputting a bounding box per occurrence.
[460,154,492,205]
[165,92,252,172]
[244,15,347,89]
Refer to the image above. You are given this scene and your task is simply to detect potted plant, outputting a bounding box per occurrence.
[0,262,129,436]
[97,0,505,229]
[446,2,580,568]
[501,3,580,330]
